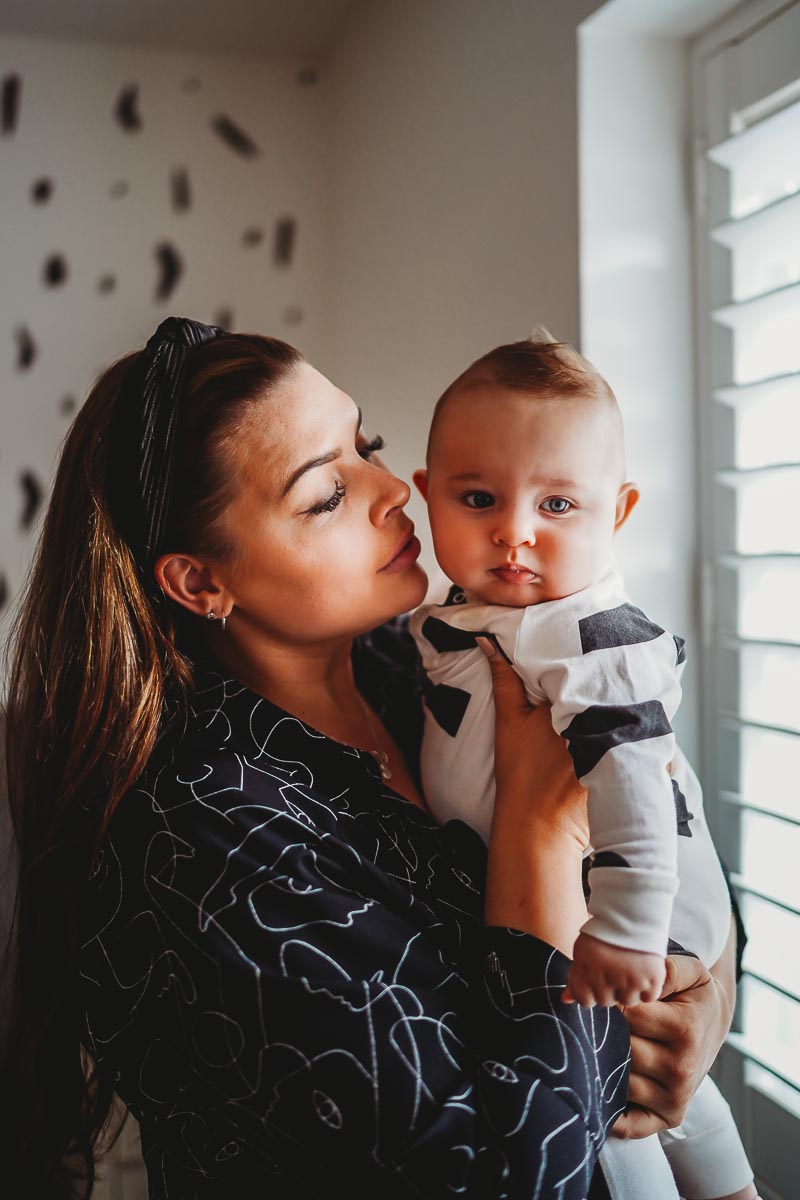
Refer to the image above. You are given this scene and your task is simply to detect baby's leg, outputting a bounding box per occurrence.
[600,1133,680,1198]
[658,1076,755,1199]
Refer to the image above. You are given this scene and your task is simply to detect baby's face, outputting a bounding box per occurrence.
[416,385,638,607]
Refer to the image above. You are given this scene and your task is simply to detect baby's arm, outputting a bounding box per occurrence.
[516,602,684,1006]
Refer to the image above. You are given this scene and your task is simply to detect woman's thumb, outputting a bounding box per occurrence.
[476,636,527,711]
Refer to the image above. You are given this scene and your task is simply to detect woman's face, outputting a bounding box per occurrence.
[217,362,427,644]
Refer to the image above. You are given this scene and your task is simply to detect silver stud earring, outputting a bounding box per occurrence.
[206,611,227,632]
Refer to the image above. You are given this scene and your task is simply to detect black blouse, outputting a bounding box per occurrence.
[79,620,629,1198]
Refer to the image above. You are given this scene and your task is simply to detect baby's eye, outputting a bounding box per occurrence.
[462,491,495,510]
[541,496,572,515]
[358,434,385,460]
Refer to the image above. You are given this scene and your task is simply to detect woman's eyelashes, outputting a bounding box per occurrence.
[358,434,385,460]
[305,435,386,515]
[307,480,346,515]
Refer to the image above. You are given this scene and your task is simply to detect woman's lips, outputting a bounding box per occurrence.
[490,565,538,585]
[379,530,421,573]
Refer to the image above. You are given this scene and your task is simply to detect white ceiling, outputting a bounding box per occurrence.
[0,0,362,59]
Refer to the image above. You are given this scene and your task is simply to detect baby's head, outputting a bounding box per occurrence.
[414,329,639,607]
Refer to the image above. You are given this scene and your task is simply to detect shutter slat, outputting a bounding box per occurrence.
[707,95,800,171]
[721,792,800,828]
[715,371,800,406]
[730,874,800,920]
[711,188,800,246]
[712,278,800,326]
[727,1033,800,1099]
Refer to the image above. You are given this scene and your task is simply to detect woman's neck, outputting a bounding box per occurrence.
[206,629,368,742]
[205,623,427,811]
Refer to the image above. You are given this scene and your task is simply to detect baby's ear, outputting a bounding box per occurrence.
[614,482,640,532]
[412,468,429,501]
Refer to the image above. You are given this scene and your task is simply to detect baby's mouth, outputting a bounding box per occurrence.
[490,564,539,585]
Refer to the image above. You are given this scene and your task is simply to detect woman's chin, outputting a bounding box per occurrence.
[384,562,428,618]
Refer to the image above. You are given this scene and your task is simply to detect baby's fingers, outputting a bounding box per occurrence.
[563,966,597,1007]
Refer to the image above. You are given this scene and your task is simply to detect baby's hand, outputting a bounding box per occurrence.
[563,931,666,1007]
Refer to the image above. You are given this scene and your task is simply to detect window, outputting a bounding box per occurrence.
[692,3,800,1195]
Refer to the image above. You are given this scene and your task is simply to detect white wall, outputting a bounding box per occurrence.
[0,1,616,620]
[579,29,700,757]
[321,0,603,590]
[0,33,329,638]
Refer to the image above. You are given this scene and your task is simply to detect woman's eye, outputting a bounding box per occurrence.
[358,434,385,460]
[462,491,495,510]
[541,496,572,514]
[307,480,346,515]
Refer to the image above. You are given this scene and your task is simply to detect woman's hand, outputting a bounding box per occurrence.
[612,921,737,1138]
[479,639,589,953]
[478,638,589,849]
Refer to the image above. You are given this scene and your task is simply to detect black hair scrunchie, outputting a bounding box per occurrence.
[109,316,226,571]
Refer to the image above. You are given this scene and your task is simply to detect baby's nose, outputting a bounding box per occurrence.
[492,515,536,548]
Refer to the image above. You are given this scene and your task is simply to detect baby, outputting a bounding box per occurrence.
[410,331,757,1200]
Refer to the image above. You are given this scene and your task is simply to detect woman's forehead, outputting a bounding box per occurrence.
[232,363,359,490]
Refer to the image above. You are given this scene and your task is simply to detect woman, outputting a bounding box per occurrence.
[1,318,738,1198]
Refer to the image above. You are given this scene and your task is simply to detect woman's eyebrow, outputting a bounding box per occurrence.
[281,407,363,498]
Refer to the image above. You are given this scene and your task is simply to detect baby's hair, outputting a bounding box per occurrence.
[426,326,620,460]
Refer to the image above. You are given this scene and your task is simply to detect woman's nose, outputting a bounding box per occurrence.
[371,468,411,523]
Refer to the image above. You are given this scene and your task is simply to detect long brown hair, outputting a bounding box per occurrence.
[0,330,302,1197]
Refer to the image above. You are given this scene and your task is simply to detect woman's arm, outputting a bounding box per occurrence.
[612,916,737,1138]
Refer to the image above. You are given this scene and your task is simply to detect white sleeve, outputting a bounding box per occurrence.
[516,604,682,956]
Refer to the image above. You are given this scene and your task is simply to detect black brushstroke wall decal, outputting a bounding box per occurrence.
[211,114,259,158]
[171,168,191,211]
[284,306,304,325]
[1,74,21,135]
[273,218,296,266]
[214,307,233,330]
[115,85,142,132]
[60,395,76,415]
[296,68,319,86]
[32,178,53,203]
[97,274,116,294]
[19,470,43,531]
[43,254,68,287]
[0,572,7,611]
[242,227,263,247]
[110,180,129,198]
[15,326,36,370]
[155,242,183,301]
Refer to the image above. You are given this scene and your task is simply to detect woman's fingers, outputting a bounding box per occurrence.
[476,637,590,847]
[621,954,726,1131]
[476,636,532,716]
[611,1102,670,1140]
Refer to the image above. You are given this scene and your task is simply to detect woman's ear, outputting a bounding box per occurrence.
[154,553,230,619]
[412,468,429,501]
[614,482,640,533]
